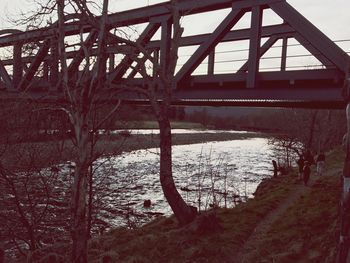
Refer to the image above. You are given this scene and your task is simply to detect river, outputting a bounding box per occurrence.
[2,130,277,256]
[87,132,276,230]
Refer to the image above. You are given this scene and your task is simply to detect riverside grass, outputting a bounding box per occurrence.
[9,137,342,262]
[245,148,342,263]
[85,173,296,262]
[85,148,342,263]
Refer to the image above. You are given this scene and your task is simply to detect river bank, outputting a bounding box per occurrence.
[1,129,272,261]
[1,130,266,169]
[34,147,342,263]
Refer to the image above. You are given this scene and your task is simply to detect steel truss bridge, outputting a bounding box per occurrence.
[0,0,349,108]
[1,1,350,261]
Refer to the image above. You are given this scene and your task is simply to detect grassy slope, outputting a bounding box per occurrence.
[246,148,343,263]
[85,148,343,263]
[85,176,296,262]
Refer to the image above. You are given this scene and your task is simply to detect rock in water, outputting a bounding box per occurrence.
[143,199,151,208]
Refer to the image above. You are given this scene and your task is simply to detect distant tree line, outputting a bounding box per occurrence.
[184,107,346,141]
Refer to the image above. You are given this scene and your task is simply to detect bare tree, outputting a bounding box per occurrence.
[125,0,197,225]
[55,0,122,261]
[269,108,346,168]
[3,1,197,262]
[0,101,73,262]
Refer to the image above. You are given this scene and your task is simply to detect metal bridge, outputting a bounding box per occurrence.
[0,0,349,108]
[1,1,350,261]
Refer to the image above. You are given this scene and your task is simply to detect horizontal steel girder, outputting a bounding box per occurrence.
[113,86,346,109]
[0,0,280,47]
[2,87,342,109]
[1,24,295,66]
[4,69,342,108]
[114,84,344,102]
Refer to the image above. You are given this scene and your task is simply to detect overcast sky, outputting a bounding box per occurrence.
[1,0,349,38]
[1,0,349,41]
[0,0,349,72]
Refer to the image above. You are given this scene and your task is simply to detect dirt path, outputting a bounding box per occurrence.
[234,175,317,263]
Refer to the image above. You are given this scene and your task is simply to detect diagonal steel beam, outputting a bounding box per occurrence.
[67,30,98,79]
[127,50,158,79]
[108,22,160,82]
[293,33,333,68]
[149,23,294,48]
[175,8,246,83]
[19,39,51,90]
[0,0,279,47]
[269,1,349,73]
[0,59,14,90]
[2,24,295,68]
[238,35,280,72]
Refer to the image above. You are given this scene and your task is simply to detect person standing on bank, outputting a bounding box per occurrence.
[316,151,326,176]
[304,149,315,165]
[296,155,305,180]
[272,160,278,177]
[303,161,311,186]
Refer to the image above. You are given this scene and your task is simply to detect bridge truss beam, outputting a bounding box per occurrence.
[0,1,349,261]
[0,0,348,108]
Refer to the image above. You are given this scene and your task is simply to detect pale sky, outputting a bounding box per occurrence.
[0,0,350,38]
[0,0,349,73]
[1,0,349,39]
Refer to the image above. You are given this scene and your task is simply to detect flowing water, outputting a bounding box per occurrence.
[3,131,278,255]
[91,135,275,229]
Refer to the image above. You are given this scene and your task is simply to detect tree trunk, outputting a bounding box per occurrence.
[71,165,88,263]
[87,133,95,239]
[158,112,197,225]
[0,246,4,263]
[71,121,89,263]
[87,164,93,239]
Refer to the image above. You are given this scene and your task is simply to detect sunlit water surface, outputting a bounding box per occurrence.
[91,137,275,228]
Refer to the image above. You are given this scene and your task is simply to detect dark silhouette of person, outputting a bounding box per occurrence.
[296,155,304,180]
[316,151,326,176]
[303,161,311,186]
[272,160,278,177]
[304,149,315,165]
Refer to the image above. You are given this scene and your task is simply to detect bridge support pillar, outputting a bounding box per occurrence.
[281,37,288,71]
[152,49,159,77]
[109,53,115,72]
[208,50,215,75]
